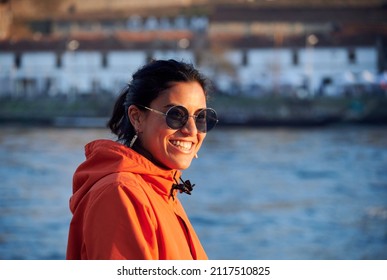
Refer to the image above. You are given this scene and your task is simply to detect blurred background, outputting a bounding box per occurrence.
[0,0,386,260]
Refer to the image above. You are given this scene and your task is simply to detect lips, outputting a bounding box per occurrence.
[169,140,193,152]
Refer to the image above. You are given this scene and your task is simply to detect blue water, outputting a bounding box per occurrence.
[0,125,386,260]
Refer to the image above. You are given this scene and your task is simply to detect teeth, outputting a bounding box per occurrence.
[171,140,192,151]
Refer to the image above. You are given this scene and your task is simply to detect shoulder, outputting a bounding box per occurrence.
[88,172,151,209]
[83,172,159,227]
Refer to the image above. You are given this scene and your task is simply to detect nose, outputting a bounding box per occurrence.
[181,116,198,135]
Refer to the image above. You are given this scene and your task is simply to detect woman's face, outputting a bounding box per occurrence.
[138,81,207,170]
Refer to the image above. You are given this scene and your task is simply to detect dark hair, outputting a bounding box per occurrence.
[107,59,211,146]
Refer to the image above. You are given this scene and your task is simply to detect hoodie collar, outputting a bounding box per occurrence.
[71,139,181,210]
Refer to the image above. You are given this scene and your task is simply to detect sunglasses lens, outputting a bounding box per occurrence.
[166,106,188,129]
[196,108,218,133]
[165,106,218,132]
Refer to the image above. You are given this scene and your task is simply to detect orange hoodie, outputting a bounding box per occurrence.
[66,139,207,260]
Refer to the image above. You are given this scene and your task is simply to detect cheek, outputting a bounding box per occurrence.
[143,121,172,151]
[196,134,206,149]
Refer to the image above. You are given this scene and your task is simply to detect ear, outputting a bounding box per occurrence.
[127,105,144,133]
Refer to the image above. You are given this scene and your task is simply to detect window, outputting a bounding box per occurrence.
[14,53,21,68]
[348,48,356,64]
[56,53,62,68]
[146,52,154,63]
[101,52,108,68]
[242,50,248,66]
[292,49,299,66]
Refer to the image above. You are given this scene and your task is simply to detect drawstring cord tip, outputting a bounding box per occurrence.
[170,177,195,200]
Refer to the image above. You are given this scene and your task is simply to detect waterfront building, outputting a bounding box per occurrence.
[0,1,386,97]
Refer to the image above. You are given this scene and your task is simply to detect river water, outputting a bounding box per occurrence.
[0,124,386,260]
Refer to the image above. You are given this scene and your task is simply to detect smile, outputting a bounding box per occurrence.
[170,140,193,152]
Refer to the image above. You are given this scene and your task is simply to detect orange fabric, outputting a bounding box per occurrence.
[66,139,207,260]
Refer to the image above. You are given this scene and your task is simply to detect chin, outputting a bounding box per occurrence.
[174,163,191,170]
[170,159,192,170]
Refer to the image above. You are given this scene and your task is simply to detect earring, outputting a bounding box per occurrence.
[194,154,198,159]
[129,134,138,148]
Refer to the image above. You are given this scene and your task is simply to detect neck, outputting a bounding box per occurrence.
[132,143,171,170]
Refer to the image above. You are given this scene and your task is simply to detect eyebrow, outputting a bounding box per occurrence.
[163,103,177,109]
[163,104,207,113]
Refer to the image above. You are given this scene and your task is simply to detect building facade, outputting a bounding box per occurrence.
[0,3,386,97]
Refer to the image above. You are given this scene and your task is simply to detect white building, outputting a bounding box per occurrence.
[0,5,385,97]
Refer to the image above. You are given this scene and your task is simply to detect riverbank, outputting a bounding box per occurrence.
[1,94,386,128]
[0,94,113,127]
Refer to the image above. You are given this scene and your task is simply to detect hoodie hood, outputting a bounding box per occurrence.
[70,139,180,213]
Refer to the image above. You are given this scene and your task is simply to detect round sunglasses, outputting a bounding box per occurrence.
[137,104,218,133]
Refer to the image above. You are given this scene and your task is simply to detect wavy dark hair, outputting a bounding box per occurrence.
[107,59,211,147]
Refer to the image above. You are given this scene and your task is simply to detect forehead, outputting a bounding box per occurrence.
[153,81,207,108]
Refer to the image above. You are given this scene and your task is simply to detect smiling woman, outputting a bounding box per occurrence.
[66,59,218,260]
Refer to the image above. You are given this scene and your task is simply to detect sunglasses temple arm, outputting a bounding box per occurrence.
[140,105,167,116]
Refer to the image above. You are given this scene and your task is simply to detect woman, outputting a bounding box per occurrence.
[66,59,218,260]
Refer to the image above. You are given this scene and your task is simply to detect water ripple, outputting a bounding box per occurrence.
[1,125,387,260]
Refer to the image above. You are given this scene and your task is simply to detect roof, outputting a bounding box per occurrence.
[0,31,196,52]
[210,6,387,24]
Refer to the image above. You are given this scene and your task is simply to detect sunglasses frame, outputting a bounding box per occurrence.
[136,104,218,133]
